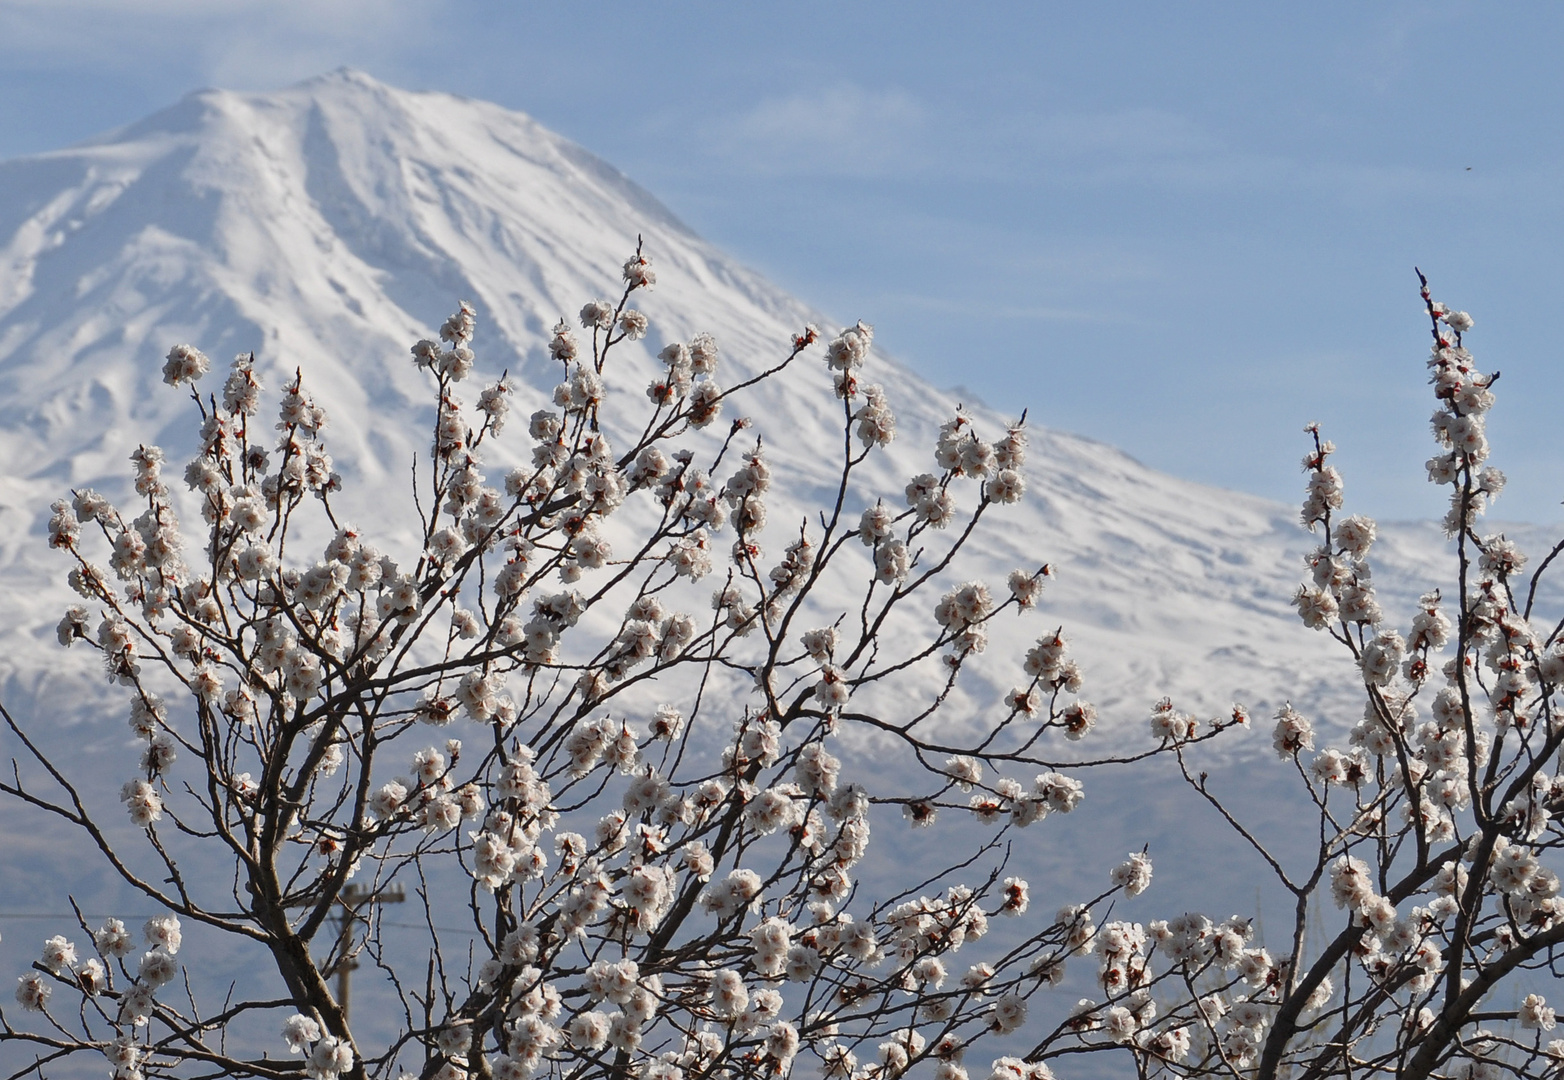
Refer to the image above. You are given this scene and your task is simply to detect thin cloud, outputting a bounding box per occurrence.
[703,96,1263,192]
[874,294,1114,324]
[1024,108,1224,161]
[0,0,440,88]
[705,84,926,177]
[959,106,1503,204]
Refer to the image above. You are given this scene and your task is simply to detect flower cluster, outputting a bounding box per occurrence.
[14,248,1219,1080]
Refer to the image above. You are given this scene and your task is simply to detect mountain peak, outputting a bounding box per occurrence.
[306,65,384,87]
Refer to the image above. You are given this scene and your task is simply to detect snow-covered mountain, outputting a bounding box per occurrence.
[0,66,1451,733]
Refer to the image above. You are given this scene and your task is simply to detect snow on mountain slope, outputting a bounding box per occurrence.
[2,67,1557,765]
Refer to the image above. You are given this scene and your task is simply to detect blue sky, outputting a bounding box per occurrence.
[3,1,1563,521]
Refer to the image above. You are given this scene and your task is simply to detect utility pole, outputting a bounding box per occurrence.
[291,883,406,1024]
[333,883,405,1023]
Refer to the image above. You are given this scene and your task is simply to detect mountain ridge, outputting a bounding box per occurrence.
[0,68,1543,744]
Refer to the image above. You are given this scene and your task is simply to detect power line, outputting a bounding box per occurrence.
[0,912,481,934]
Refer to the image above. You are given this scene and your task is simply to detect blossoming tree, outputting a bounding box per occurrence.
[1,254,1560,1080]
